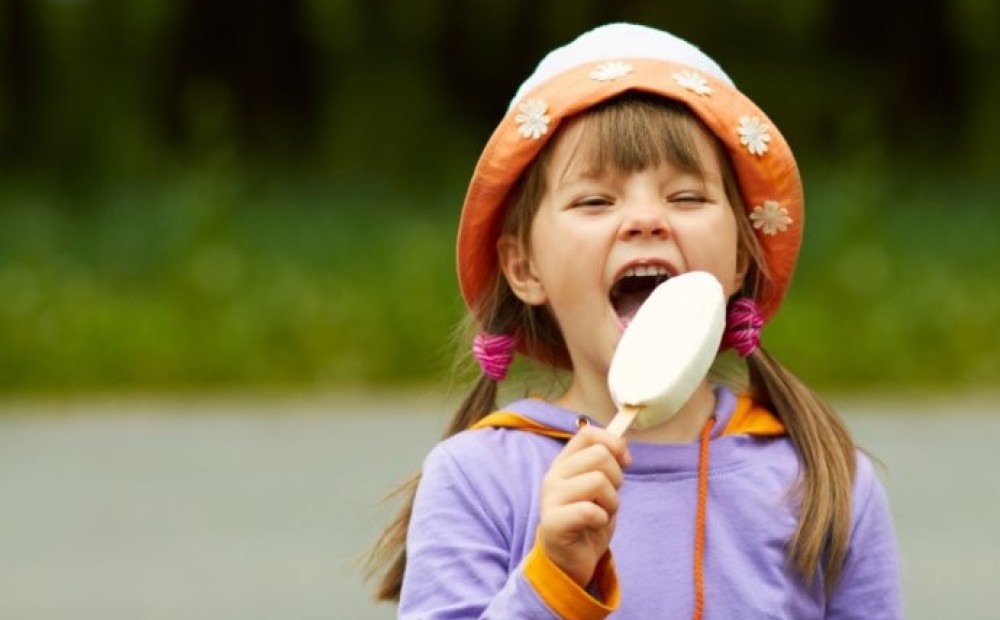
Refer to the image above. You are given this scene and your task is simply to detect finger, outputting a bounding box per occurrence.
[545,500,612,532]
[550,444,626,489]
[543,470,620,516]
[565,425,630,468]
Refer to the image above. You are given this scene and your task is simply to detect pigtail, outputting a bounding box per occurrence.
[746,346,856,592]
[364,473,416,602]
[366,285,524,600]
[365,371,502,601]
[448,373,502,433]
[364,146,556,602]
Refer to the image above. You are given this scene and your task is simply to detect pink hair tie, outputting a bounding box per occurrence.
[473,333,518,381]
[722,298,764,357]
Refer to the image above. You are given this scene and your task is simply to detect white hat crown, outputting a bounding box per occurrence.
[508,22,735,111]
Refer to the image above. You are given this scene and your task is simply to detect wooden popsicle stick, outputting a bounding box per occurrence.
[606,404,642,437]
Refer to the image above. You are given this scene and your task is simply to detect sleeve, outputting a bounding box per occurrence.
[826,454,904,620]
[398,439,618,620]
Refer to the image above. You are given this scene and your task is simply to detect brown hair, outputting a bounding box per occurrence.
[366,94,856,599]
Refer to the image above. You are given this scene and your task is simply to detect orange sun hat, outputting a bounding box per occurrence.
[457,23,803,328]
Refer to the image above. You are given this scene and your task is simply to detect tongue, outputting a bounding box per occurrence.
[615,291,648,328]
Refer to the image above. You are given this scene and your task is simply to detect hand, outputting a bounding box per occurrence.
[539,425,631,589]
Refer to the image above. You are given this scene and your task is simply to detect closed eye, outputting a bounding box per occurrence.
[669,192,710,206]
[573,195,614,208]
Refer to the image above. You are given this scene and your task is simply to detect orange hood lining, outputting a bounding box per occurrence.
[469,393,785,438]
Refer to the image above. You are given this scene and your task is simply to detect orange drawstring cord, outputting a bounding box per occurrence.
[692,416,714,620]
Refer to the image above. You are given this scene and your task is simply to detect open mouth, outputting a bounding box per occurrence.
[610,265,672,328]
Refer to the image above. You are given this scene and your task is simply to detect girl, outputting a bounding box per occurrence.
[368,23,901,619]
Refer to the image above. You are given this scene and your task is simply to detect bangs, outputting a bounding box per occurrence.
[568,92,709,178]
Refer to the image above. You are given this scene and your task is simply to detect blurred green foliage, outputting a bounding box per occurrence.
[771,160,1000,392]
[0,162,463,393]
[1,1,998,395]
[1,158,996,395]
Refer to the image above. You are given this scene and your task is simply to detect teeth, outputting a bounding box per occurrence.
[623,265,669,278]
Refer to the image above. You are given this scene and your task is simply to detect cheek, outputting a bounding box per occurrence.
[720,224,746,295]
[529,214,601,284]
[683,212,743,292]
[526,225,572,299]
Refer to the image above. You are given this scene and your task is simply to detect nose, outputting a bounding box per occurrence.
[619,202,670,240]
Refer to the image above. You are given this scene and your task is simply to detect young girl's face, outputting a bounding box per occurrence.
[501,114,746,385]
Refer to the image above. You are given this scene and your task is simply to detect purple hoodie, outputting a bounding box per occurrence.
[399,387,902,619]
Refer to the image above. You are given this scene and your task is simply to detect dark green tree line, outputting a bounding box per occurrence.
[1,0,997,181]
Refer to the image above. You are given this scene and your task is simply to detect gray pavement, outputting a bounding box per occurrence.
[0,391,997,619]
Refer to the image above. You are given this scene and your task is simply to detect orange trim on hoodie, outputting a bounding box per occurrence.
[723,394,786,437]
[471,394,786,439]
[469,411,575,440]
[522,535,620,619]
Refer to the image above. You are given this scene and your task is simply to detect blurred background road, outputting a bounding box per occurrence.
[1,392,997,620]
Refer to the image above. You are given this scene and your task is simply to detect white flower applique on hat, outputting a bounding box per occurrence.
[672,70,712,96]
[589,61,634,82]
[749,200,793,235]
[737,115,772,156]
[515,99,550,139]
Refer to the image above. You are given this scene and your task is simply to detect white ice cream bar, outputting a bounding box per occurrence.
[606,271,726,436]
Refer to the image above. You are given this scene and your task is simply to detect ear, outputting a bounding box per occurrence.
[497,234,547,305]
